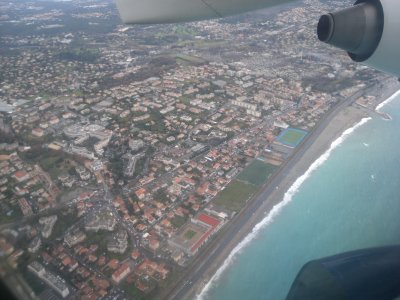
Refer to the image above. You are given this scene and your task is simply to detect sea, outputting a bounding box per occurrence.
[198,90,400,300]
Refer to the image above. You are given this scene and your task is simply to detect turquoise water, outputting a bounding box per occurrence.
[200,93,400,300]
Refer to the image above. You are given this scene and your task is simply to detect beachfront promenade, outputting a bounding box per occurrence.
[165,80,400,300]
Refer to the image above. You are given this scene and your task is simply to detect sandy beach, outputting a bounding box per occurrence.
[163,79,400,300]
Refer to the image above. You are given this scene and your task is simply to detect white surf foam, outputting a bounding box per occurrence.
[196,117,371,300]
[370,174,376,182]
[376,89,400,111]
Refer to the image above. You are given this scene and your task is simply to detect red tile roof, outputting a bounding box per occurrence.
[190,227,214,254]
[189,214,221,254]
[197,213,220,228]
[14,170,28,179]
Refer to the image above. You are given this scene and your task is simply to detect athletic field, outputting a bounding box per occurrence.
[213,180,256,212]
[237,159,277,187]
[276,128,308,148]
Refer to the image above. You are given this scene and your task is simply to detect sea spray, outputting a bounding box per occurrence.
[196,117,372,300]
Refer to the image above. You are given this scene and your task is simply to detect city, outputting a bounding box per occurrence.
[0,0,393,299]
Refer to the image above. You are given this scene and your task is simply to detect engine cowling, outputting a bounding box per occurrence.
[318,0,400,77]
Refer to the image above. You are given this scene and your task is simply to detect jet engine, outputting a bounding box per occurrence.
[318,0,400,77]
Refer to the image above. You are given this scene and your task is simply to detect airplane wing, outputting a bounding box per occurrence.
[116,0,294,24]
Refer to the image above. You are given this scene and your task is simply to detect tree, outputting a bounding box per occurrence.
[153,188,169,203]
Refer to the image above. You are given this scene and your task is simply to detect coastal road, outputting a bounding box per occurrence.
[167,84,387,300]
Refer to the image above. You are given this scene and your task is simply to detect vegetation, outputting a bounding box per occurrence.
[109,156,124,180]
[122,282,146,300]
[40,155,76,178]
[20,147,76,178]
[51,210,77,240]
[179,95,192,105]
[237,159,277,187]
[107,243,132,261]
[172,25,198,36]
[171,215,187,229]
[82,230,109,252]
[213,180,256,212]
[0,213,20,225]
[20,269,47,295]
[193,39,227,49]
[175,54,207,66]
[18,129,53,145]
[58,47,100,63]
[153,188,169,203]
[183,229,196,240]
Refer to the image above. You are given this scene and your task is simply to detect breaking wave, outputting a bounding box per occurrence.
[196,117,371,300]
[376,90,400,111]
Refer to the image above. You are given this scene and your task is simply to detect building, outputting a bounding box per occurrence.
[18,198,33,216]
[129,139,145,151]
[112,263,131,284]
[136,259,169,280]
[70,145,95,160]
[168,213,222,256]
[107,230,128,254]
[28,261,45,276]
[149,239,160,251]
[75,166,91,181]
[274,120,289,129]
[94,137,111,155]
[85,211,116,232]
[39,215,58,238]
[190,143,210,158]
[123,153,144,178]
[0,238,14,256]
[232,99,257,111]
[13,170,30,183]
[32,128,44,137]
[64,229,86,247]
[135,188,147,200]
[28,237,42,253]
[28,261,70,298]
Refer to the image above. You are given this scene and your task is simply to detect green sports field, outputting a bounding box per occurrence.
[237,159,277,187]
[276,128,308,148]
[213,180,256,212]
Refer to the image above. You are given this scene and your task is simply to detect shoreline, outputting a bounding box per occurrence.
[197,115,373,299]
[168,79,400,300]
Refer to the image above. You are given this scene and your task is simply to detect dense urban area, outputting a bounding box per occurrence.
[0,0,391,299]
